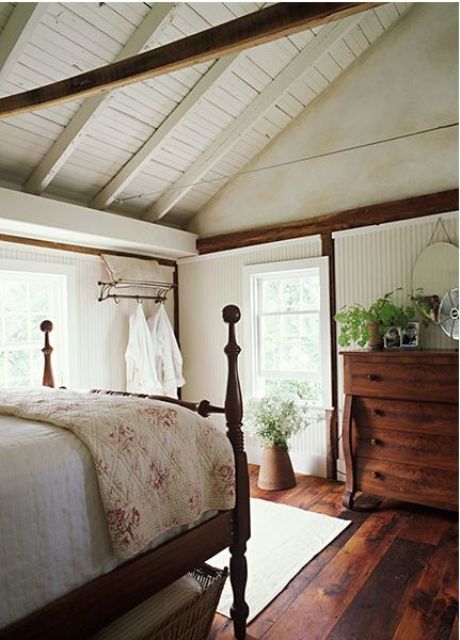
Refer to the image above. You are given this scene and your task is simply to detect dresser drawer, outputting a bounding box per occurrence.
[352,427,458,470]
[346,361,458,403]
[353,398,458,436]
[355,459,458,511]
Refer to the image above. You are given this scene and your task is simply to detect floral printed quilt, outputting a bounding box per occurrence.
[0,388,235,560]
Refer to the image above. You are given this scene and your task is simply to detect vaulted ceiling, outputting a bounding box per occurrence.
[0,2,410,231]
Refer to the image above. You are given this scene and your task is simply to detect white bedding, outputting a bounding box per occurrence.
[0,412,226,629]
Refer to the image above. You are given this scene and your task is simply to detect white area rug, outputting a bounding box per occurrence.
[210,498,351,622]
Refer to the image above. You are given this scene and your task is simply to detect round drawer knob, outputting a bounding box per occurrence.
[372,408,384,417]
[367,374,381,382]
[372,471,381,479]
[370,438,380,447]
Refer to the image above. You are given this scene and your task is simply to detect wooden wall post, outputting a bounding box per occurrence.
[222,304,250,640]
[321,233,338,480]
[40,320,55,388]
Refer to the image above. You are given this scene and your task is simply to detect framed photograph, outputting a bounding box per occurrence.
[383,326,401,350]
[401,321,419,349]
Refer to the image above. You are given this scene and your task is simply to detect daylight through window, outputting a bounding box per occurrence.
[0,271,68,388]
[246,259,331,408]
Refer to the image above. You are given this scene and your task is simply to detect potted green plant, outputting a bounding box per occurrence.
[334,291,417,350]
[246,396,308,490]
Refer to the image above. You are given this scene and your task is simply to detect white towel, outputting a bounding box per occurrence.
[148,306,185,398]
[125,304,162,394]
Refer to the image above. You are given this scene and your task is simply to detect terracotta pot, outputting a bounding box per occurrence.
[257,445,296,491]
[367,321,383,351]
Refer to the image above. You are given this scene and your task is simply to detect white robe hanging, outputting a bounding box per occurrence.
[148,305,185,398]
[125,304,163,394]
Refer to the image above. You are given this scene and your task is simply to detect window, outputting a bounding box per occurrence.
[0,270,69,388]
[245,258,332,408]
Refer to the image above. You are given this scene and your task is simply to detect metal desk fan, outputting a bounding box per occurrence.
[439,288,459,340]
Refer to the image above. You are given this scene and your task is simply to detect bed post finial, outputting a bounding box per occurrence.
[223,304,242,448]
[222,304,250,639]
[40,320,55,388]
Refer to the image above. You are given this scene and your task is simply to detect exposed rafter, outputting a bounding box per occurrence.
[24,3,175,195]
[0,3,48,88]
[145,15,362,221]
[0,3,379,119]
[90,53,239,211]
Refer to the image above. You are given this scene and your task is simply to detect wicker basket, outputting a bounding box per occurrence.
[148,564,228,640]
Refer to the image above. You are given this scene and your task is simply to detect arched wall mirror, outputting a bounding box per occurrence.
[412,240,459,339]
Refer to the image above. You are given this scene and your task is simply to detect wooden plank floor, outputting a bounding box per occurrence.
[210,465,458,640]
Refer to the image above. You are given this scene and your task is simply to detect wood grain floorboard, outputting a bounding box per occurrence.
[392,526,458,640]
[325,538,432,640]
[211,465,458,640]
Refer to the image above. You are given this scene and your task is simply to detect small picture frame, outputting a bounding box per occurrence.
[401,321,419,349]
[383,326,401,350]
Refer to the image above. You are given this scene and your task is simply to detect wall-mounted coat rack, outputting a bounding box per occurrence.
[98,279,175,304]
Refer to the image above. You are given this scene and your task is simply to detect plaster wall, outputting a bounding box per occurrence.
[191,3,458,237]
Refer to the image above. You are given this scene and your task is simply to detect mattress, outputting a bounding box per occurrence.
[0,414,220,630]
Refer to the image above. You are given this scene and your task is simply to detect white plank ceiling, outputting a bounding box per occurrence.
[0,2,411,230]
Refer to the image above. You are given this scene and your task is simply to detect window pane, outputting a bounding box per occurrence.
[4,315,28,343]
[280,278,301,311]
[0,271,67,388]
[31,350,44,386]
[252,264,326,407]
[260,314,320,373]
[261,279,281,313]
[301,274,320,308]
[4,282,28,312]
[260,270,320,313]
[0,351,5,386]
[265,378,322,404]
[29,283,51,313]
[6,350,30,382]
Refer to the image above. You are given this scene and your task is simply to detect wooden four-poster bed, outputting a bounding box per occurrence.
[0,305,249,640]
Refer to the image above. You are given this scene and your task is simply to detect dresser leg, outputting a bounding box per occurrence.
[341,393,356,511]
[342,489,355,510]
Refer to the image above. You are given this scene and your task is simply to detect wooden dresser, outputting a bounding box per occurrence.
[341,350,458,511]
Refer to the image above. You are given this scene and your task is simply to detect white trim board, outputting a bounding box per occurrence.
[0,187,197,259]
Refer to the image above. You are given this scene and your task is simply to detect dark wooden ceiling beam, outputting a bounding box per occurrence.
[0,2,378,119]
[196,189,459,254]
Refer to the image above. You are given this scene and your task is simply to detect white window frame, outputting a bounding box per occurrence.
[244,257,332,409]
[0,258,78,388]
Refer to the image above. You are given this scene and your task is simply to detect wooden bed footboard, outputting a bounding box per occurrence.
[89,389,226,418]
[1,305,250,640]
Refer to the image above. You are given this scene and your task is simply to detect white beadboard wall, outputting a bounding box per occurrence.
[0,241,174,390]
[334,212,459,478]
[178,236,326,476]
[179,212,458,479]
